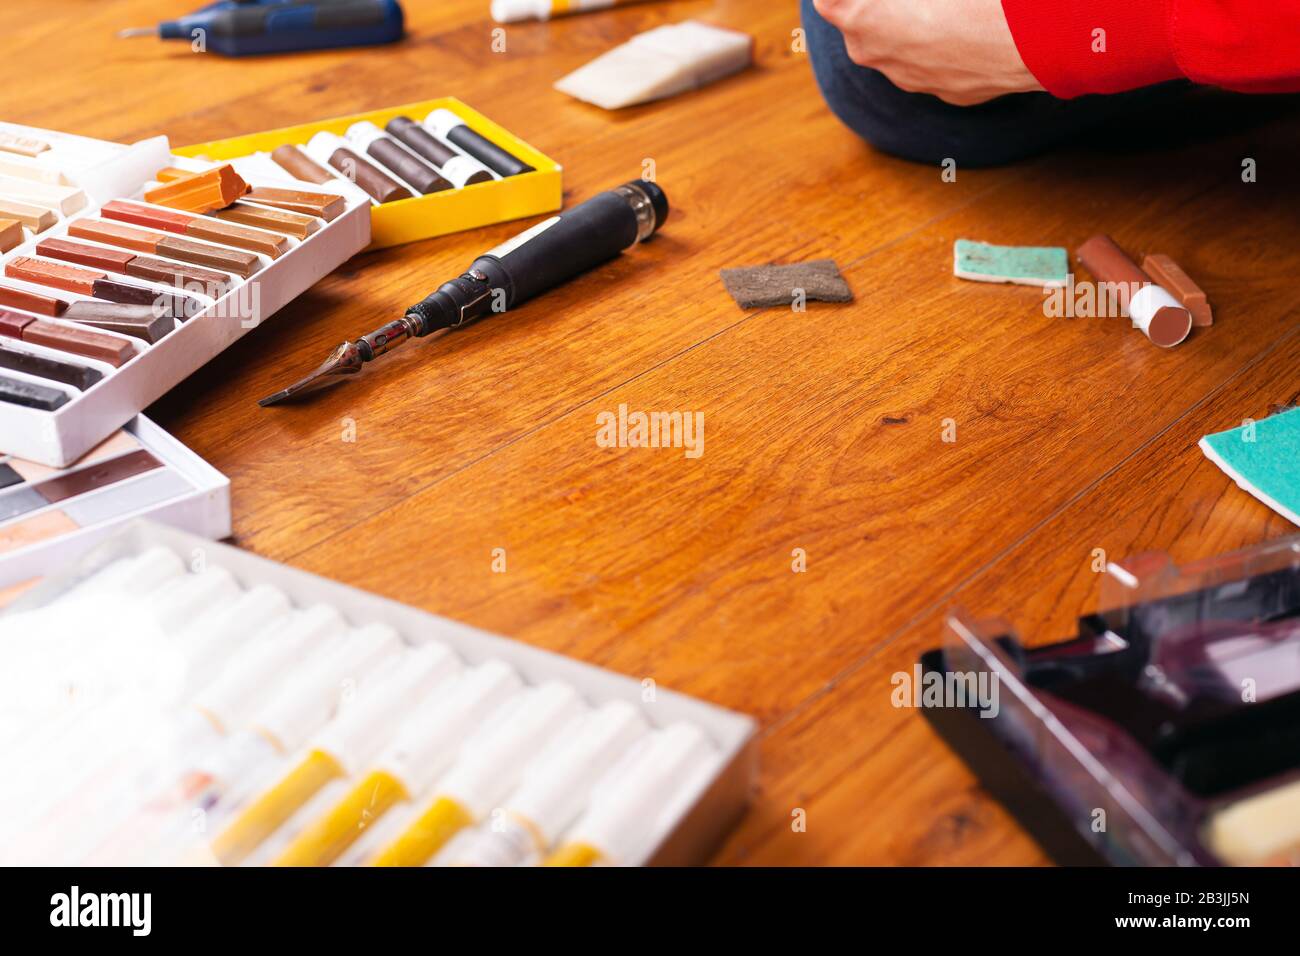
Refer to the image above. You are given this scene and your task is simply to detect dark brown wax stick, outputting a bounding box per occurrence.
[36,448,162,504]
[0,343,102,390]
[327,147,412,204]
[385,117,495,187]
[64,301,173,344]
[344,123,453,195]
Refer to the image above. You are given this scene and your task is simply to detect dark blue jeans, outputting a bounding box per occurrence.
[801,0,1184,167]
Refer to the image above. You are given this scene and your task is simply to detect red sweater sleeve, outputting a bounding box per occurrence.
[1001,0,1300,98]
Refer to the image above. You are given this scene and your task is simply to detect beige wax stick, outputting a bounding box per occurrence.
[0,176,86,216]
[0,156,69,185]
[0,198,56,232]
[0,131,50,157]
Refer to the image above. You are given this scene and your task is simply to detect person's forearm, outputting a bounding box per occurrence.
[1002,0,1300,98]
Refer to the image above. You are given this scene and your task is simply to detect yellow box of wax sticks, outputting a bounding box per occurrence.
[175,97,562,251]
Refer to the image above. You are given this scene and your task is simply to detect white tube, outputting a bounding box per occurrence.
[1129,283,1192,347]
[443,699,647,865]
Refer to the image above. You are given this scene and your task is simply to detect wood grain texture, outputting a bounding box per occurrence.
[7,1,1299,864]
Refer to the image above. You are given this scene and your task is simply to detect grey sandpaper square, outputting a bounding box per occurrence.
[719,259,853,309]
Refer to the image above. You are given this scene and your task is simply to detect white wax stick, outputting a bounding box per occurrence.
[554,20,753,110]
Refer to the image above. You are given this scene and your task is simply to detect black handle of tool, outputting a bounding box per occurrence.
[403,180,668,335]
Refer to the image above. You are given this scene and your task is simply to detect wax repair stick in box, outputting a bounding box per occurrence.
[544,723,715,866]
[0,547,188,745]
[211,643,460,865]
[440,699,648,866]
[369,681,585,867]
[90,624,408,864]
[0,582,292,850]
[4,565,245,814]
[3,592,337,866]
[273,661,521,866]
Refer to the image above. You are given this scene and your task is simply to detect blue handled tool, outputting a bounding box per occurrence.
[118,0,405,56]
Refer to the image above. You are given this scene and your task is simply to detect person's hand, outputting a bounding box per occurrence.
[813,0,1044,105]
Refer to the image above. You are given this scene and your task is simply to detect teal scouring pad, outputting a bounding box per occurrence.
[953,239,1069,288]
[1200,407,1300,526]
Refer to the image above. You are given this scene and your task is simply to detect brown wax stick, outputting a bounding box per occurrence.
[184,216,288,259]
[1076,235,1149,288]
[364,137,452,195]
[156,237,260,279]
[327,147,412,204]
[100,200,194,234]
[68,218,160,254]
[0,281,66,316]
[0,343,102,391]
[0,197,56,232]
[36,237,228,296]
[271,145,335,185]
[0,217,22,253]
[18,319,135,367]
[64,301,172,344]
[6,256,190,317]
[69,221,259,278]
[90,278,197,320]
[123,255,231,297]
[36,448,162,504]
[213,201,320,239]
[1077,235,1191,348]
[6,256,101,295]
[1142,254,1212,327]
[0,308,35,338]
[36,238,137,273]
[244,187,345,221]
[100,201,288,259]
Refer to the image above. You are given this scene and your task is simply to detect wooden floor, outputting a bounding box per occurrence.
[7,1,1299,865]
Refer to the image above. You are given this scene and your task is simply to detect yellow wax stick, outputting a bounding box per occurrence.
[543,842,604,867]
[213,749,344,866]
[210,643,457,865]
[274,770,408,867]
[368,683,582,867]
[371,796,473,867]
[271,662,522,866]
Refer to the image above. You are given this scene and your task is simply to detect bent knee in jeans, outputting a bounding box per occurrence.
[800,0,1154,167]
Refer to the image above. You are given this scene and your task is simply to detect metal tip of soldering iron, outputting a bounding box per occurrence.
[258,340,366,407]
[117,27,158,39]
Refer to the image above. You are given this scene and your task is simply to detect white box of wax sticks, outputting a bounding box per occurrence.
[0,416,230,591]
[0,521,758,867]
[0,121,370,468]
